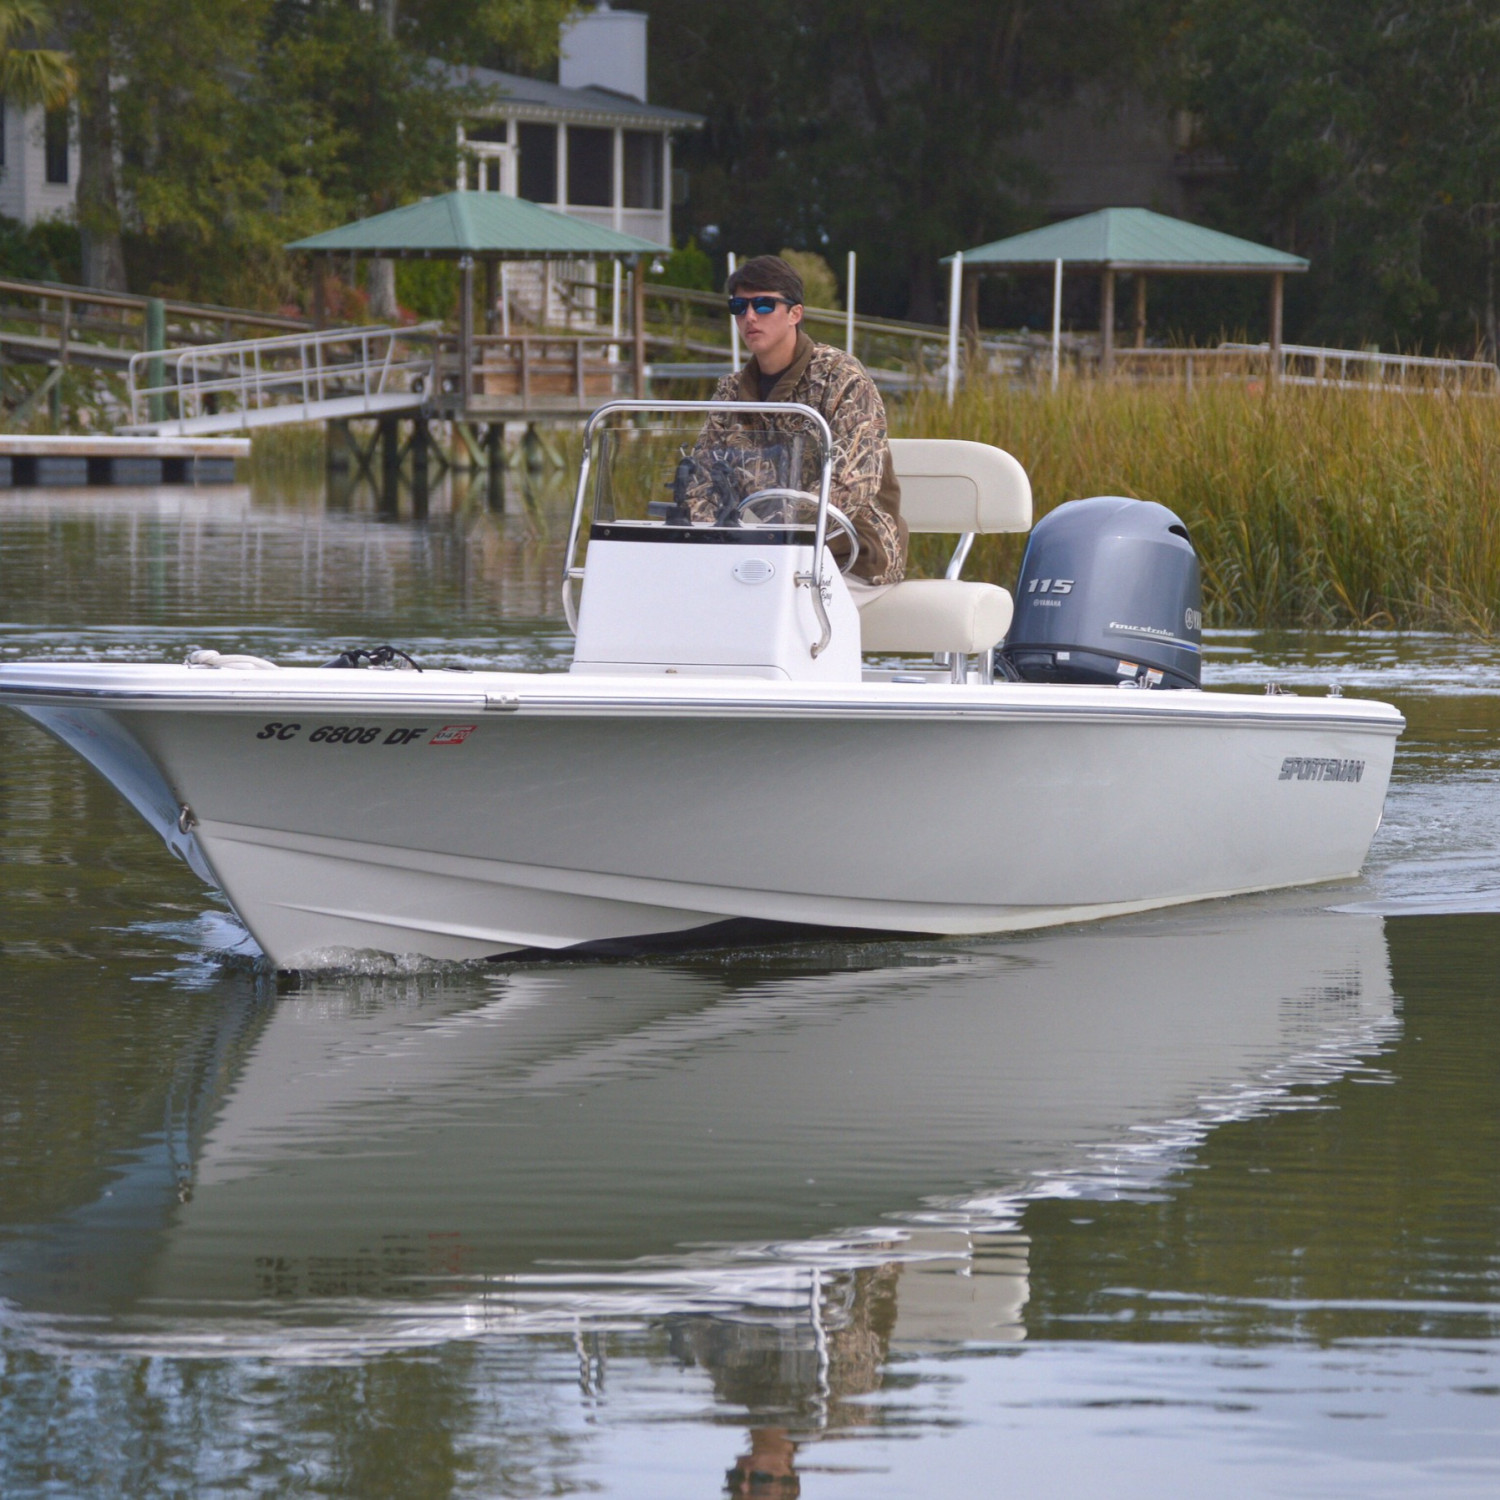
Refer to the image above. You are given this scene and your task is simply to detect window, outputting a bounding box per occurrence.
[518,122,557,203]
[568,127,613,207]
[466,121,507,144]
[623,131,662,210]
[44,107,68,185]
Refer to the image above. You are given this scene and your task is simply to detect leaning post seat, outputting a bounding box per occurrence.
[858,438,1033,663]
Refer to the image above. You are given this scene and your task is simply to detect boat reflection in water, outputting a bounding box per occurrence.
[1,901,1394,1475]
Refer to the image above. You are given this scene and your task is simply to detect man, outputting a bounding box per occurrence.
[687,255,907,589]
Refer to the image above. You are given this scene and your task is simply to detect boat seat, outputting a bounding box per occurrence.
[862,439,1033,655]
[858,578,1014,654]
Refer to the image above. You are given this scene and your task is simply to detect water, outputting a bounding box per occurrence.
[2,473,1499,1497]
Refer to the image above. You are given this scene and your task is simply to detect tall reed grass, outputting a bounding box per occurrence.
[895,379,1500,631]
[249,423,325,475]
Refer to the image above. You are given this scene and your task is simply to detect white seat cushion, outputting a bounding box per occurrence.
[887,438,1032,533]
[857,579,1014,655]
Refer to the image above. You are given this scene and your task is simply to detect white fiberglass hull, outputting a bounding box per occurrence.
[1,663,1403,968]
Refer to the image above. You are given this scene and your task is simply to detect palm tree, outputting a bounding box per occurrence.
[0,0,74,112]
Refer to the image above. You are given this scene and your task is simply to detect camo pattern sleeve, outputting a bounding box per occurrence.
[791,347,906,584]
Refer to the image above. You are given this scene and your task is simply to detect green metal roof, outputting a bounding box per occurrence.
[287,192,665,258]
[948,208,1308,273]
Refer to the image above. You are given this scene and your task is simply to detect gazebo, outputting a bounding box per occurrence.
[944,207,1309,379]
[288,191,665,411]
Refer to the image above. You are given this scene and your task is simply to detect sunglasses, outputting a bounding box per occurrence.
[728,295,799,317]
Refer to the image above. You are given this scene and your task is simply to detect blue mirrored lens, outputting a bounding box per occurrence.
[728,297,781,316]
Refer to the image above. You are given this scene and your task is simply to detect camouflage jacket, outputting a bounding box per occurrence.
[685,331,907,584]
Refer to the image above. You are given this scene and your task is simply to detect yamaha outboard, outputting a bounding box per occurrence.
[998,496,1202,689]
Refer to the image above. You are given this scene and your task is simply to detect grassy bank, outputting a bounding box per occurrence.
[895,380,1500,632]
[249,424,325,476]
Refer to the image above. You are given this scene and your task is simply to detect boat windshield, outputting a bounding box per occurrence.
[585,407,830,533]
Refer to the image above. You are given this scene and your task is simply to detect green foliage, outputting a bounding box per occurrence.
[0,213,80,282]
[0,0,75,109]
[1171,0,1500,355]
[402,0,580,70]
[642,0,1154,321]
[51,0,577,309]
[778,249,840,310]
[649,238,714,291]
[396,259,459,321]
[258,2,470,215]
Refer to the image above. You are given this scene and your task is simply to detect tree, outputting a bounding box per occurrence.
[54,0,270,293]
[1171,0,1500,354]
[0,0,74,109]
[54,0,579,301]
[643,0,1157,320]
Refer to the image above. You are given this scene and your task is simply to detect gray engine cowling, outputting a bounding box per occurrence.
[997,496,1202,690]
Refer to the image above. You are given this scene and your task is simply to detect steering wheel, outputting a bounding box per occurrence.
[732,488,861,576]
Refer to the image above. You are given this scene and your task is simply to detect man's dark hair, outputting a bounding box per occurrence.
[726,255,804,306]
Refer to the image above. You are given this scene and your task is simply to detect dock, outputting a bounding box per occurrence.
[0,434,250,487]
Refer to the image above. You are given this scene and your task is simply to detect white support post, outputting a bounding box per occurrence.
[610,258,622,363]
[612,128,624,234]
[946,251,963,404]
[728,250,741,369]
[845,250,857,356]
[661,133,673,249]
[1051,257,1063,391]
[500,262,510,337]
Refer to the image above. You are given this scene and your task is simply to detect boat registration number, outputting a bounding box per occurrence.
[255,722,473,747]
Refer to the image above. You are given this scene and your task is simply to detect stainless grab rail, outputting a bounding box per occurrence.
[562,400,838,659]
[126,323,442,429]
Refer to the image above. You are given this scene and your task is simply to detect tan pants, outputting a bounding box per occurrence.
[843,574,893,611]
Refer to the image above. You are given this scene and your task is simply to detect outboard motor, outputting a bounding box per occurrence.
[998,496,1202,689]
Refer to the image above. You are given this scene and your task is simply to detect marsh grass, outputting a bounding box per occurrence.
[895,378,1500,631]
[249,424,325,476]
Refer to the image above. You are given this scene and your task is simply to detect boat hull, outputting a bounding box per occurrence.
[3,665,1403,967]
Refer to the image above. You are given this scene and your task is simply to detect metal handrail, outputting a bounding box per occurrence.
[1215,341,1500,392]
[1220,340,1498,377]
[562,400,839,659]
[126,323,441,426]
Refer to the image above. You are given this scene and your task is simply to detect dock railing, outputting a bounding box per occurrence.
[428,332,640,414]
[0,275,312,373]
[1222,342,1500,393]
[123,324,439,435]
[1107,343,1500,393]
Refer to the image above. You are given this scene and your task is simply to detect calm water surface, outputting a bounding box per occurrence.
[1,474,1498,1497]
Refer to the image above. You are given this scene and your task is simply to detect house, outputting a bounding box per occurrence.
[0,100,78,227]
[452,6,701,254]
[446,5,701,327]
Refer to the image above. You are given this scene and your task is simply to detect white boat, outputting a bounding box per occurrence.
[0,401,1403,969]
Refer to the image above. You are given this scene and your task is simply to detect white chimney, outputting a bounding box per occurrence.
[559,4,648,102]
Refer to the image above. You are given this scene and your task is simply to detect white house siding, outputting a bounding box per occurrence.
[0,100,79,227]
[447,62,699,329]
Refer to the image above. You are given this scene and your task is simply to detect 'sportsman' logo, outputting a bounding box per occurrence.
[1279,756,1364,782]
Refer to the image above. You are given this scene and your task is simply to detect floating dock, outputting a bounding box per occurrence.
[0,435,249,488]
